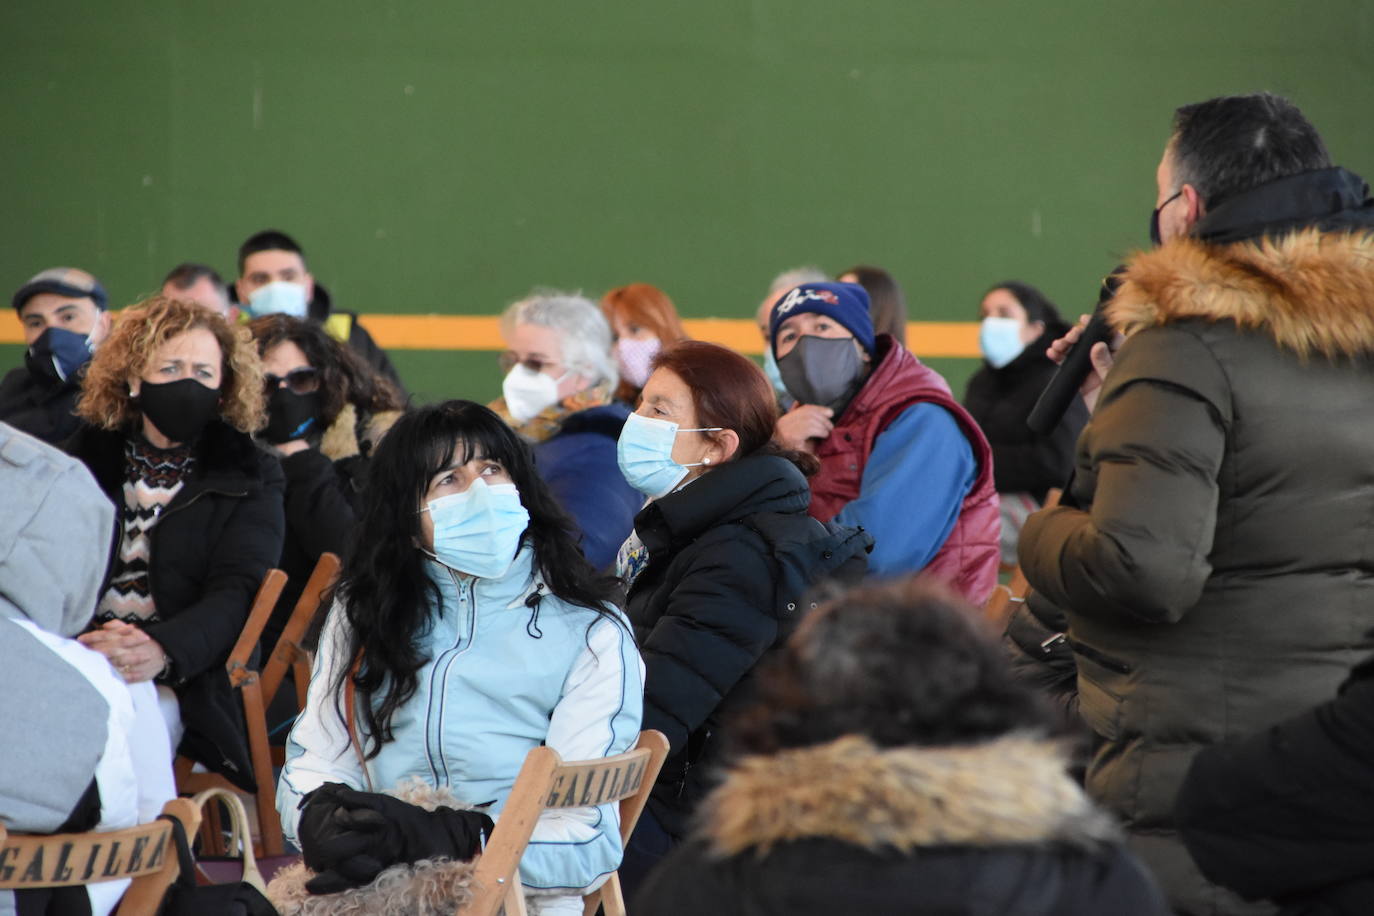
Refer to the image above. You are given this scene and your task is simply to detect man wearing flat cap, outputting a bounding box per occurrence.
[0,267,112,444]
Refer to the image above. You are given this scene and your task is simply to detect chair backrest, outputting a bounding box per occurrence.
[0,798,200,916]
[464,730,670,916]
[175,566,288,858]
[261,551,340,707]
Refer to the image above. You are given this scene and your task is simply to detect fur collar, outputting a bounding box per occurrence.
[319,403,404,462]
[701,734,1116,858]
[1108,229,1374,358]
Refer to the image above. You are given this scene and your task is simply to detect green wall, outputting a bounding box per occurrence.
[3,1,1372,404]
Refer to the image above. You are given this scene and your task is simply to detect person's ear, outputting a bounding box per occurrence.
[128,377,141,399]
[91,310,113,346]
[1181,183,1205,229]
[302,273,315,302]
[235,278,249,305]
[708,429,741,465]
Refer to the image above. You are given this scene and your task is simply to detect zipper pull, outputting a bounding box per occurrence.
[1040,632,1067,654]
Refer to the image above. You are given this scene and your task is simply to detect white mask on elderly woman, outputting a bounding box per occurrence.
[502,365,566,423]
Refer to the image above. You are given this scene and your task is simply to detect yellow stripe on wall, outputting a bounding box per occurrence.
[0,312,982,358]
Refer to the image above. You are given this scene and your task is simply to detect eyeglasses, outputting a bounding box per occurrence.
[498,351,561,375]
[263,367,320,395]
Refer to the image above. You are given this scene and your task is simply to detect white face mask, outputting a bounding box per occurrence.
[247,280,310,319]
[502,364,566,424]
[614,338,661,389]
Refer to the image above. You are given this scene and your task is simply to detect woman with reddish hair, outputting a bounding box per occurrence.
[612,340,871,891]
[600,283,688,404]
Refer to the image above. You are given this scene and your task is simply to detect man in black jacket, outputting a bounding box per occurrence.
[0,267,112,444]
[233,229,405,392]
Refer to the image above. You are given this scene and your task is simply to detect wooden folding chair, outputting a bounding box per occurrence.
[262,552,342,766]
[463,730,670,916]
[983,487,1061,630]
[175,566,287,856]
[0,797,201,916]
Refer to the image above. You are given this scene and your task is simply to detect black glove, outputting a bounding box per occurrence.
[301,785,494,896]
[297,783,376,874]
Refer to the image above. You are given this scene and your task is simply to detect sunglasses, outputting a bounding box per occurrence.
[498,351,561,375]
[263,367,320,395]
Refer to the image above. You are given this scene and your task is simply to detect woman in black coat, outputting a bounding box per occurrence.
[249,314,405,657]
[636,578,1170,916]
[70,296,284,791]
[963,281,1087,563]
[613,341,871,890]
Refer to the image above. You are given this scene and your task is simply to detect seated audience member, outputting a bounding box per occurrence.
[963,281,1087,564]
[67,296,285,792]
[233,229,404,392]
[276,401,642,916]
[615,341,871,891]
[636,578,1169,916]
[249,314,406,655]
[600,282,688,405]
[770,281,999,599]
[489,290,641,571]
[1175,654,1374,914]
[837,263,909,346]
[754,266,828,406]
[0,267,112,444]
[162,261,236,320]
[0,421,175,916]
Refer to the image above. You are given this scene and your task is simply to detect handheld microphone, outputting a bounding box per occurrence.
[1025,269,1124,435]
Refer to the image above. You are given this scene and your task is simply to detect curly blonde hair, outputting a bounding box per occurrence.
[77,296,266,434]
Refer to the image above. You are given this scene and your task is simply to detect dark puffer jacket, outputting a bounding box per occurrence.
[0,365,82,445]
[625,453,871,839]
[1175,656,1374,915]
[1018,167,1374,916]
[635,733,1169,916]
[963,327,1087,501]
[67,420,286,790]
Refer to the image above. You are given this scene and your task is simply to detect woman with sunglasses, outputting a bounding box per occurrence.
[489,290,641,571]
[65,296,285,792]
[277,400,643,916]
[249,314,406,655]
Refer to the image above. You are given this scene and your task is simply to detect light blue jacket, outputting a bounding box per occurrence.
[277,545,644,893]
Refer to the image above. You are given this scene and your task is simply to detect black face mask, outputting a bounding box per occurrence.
[1149,190,1184,246]
[263,387,322,444]
[137,378,221,445]
[777,335,867,413]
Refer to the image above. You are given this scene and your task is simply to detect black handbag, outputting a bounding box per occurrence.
[158,788,279,916]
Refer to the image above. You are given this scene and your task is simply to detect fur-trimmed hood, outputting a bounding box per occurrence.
[1108,228,1374,360]
[700,734,1117,858]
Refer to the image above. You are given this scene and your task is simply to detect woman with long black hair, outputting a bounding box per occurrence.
[277,400,643,916]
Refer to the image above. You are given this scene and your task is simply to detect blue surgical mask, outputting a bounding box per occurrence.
[25,326,94,384]
[761,346,793,407]
[420,479,530,579]
[617,411,722,498]
[979,317,1026,369]
[247,281,310,319]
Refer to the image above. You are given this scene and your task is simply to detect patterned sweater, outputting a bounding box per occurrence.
[94,438,195,623]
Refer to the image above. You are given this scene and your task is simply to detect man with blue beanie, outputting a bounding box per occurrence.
[769,281,999,601]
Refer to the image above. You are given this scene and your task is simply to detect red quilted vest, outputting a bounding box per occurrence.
[809,335,1000,605]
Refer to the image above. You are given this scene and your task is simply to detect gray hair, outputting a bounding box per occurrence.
[500,289,618,390]
[768,265,829,295]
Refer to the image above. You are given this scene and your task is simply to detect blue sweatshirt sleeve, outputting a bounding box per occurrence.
[834,402,976,578]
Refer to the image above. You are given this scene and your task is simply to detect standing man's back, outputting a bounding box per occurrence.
[1018,92,1374,915]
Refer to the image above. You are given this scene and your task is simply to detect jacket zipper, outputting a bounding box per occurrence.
[426,569,472,784]
[1066,636,1133,674]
